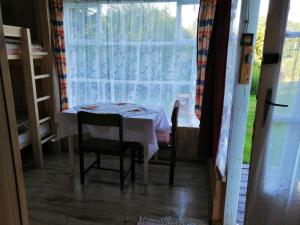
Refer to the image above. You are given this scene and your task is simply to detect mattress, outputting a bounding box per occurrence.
[17,118,50,149]
[5,38,43,55]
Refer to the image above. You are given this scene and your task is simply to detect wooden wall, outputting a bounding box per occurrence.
[158,127,201,161]
[176,127,201,161]
[156,127,201,162]
[0,0,38,41]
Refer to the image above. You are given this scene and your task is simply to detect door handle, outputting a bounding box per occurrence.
[263,88,288,126]
[266,101,288,107]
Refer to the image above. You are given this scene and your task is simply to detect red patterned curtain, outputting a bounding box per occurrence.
[49,0,69,111]
[197,0,232,160]
[195,0,217,119]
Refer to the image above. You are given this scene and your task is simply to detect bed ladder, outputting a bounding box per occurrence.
[21,28,55,168]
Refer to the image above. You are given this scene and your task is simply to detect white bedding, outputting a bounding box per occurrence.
[17,119,50,149]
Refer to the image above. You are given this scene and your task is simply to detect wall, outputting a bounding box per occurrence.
[157,126,201,162]
[0,0,38,41]
[176,127,201,161]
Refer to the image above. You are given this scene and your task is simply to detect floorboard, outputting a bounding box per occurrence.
[22,151,209,225]
[236,164,249,225]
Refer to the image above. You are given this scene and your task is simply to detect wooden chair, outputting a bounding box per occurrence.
[77,111,136,190]
[137,100,180,185]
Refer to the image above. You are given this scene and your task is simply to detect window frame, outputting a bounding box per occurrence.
[64,0,200,127]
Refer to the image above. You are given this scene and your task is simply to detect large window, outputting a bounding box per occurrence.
[64,0,199,126]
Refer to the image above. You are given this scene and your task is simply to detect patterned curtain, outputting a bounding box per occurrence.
[49,0,69,111]
[195,0,217,119]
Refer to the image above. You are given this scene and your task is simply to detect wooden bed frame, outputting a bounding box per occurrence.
[2,24,55,168]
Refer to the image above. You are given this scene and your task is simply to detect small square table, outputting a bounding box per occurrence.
[57,102,170,185]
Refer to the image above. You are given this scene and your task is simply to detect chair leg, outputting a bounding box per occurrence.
[79,150,85,184]
[96,153,100,168]
[131,149,136,182]
[169,149,176,186]
[137,145,143,165]
[120,153,124,190]
[169,164,175,185]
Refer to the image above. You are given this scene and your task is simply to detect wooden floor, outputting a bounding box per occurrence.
[236,164,249,225]
[22,151,209,225]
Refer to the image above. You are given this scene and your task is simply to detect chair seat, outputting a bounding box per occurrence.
[82,138,130,155]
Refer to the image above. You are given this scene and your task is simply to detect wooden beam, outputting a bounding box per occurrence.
[41,134,56,144]
[36,95,51,103]
[0,7,29,225]
[209,161,226,225]
[39,116,51,124]
[3,24,22,37]
[34,74,50,80]
[7,53,47,60]
[0,66,22,225]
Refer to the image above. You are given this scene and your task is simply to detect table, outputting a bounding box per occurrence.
[57,102,170,185]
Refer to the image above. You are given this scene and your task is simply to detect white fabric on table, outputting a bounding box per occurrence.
[57,103,170,160]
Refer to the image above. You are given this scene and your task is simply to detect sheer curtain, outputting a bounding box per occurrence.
[63,0,199,126]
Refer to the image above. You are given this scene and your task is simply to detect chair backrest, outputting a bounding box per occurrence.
[171,100,180,139]
[77,111,123,145]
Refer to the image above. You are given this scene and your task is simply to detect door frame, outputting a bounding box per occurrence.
[223,0,261,224]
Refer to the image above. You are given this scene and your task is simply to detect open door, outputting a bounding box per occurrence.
[245,0,300,224]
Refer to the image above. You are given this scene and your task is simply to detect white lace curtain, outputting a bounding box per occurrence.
[63,0,199,126]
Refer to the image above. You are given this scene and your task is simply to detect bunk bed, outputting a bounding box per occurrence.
[17,116,51,150]
[6,38,44,58]
[3,24,55,167]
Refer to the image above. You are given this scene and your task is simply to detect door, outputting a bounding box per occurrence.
[245,0,300,224]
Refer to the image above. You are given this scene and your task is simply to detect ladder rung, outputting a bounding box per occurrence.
[39,117,51,124]
[35,74,50,80]
[37,96,50,103]
[41,134,56,145]
[31,51,48,57]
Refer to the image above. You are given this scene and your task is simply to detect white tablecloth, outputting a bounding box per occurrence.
[57,103,170,160]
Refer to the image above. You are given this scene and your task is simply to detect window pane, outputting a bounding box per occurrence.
[161,84,173,118]
[175,45,194,81]
[87,82,98,103]
[67,7,98,40]
[64,1,199,126]
[136,84,148,104]
[180,4,198,39]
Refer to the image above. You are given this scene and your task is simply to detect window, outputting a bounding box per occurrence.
[64,0,199,126]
